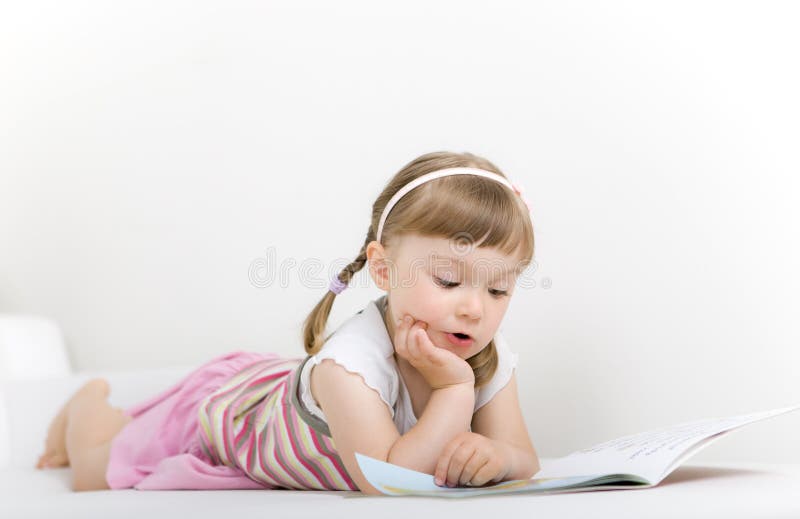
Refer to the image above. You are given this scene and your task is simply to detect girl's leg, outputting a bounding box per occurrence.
[38,378,133,491]
[36,378,128,469]
[36,395,71,469]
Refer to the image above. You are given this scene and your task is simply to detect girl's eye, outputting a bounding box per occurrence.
[434,277,509,298]
[434,276,459,288]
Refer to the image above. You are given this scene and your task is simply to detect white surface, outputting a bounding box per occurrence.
[1,462,798,519]
[1,329,798,517]
[1,0,799,467]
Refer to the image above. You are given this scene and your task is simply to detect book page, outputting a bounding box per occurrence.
[535,404,800,483]
[353,403,800,497]
[354,452,615,497]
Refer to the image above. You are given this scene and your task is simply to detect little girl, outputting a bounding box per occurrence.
[36,151,540,495]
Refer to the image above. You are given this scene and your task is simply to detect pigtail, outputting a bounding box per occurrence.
[301,227,373,355]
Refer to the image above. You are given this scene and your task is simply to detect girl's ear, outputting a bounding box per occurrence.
[366,240,392,291]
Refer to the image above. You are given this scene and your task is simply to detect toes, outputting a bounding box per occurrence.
[36,454,51,469]
[36,452,69,469]
[48,453,69,467]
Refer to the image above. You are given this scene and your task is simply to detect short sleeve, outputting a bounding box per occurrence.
[298,330,399,423]
[474,331,519,411]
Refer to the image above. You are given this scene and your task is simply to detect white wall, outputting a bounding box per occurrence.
[1,1,798,463]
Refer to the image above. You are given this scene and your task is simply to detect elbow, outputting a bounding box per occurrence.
[359,487,385,496]
[353,468,387,496]
[511,449,541,480]
[357,481,386,496]
[526,454,541,478]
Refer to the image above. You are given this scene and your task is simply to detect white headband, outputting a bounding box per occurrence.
[375,166,530,245]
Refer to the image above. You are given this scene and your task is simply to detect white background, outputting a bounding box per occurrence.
[1,1,798,463]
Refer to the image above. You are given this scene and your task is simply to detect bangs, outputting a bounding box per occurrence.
[388,175,534,267]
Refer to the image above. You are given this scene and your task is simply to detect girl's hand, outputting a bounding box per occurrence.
[394,315,475,390]
[434,432,511,488]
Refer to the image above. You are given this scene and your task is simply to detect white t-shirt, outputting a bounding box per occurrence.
[296,294,519,435]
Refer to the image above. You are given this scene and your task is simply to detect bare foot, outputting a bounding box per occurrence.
[36,379,112,469]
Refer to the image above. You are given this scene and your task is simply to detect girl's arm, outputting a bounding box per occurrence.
[386,381,475,473]
[311,359,400,495]
[311,359,474,494]
[470,372,540,479]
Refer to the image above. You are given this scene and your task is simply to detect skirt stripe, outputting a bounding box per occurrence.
[282,395,333,488]
[198,355,357,490]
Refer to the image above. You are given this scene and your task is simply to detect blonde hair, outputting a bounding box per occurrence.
[301,151,535,388]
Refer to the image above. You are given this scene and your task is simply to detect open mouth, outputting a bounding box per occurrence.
[445,332,474,347]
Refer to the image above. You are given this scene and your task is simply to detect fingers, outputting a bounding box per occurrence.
[394,315,411,359]
[434,434,469,486]
[409,322,429,360]
[435,434,502,488]
[460,452,491,486]
[447,444,479,487]
[414,324,442,363]
[471,459,501,487]
[396,315,431,364]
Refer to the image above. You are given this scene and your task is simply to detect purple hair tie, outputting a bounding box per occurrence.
[329,276,347,295]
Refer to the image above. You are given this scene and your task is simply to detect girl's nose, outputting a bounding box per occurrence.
[456,289,483,321]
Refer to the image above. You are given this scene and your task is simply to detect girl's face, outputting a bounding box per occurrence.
[367,233,524,360]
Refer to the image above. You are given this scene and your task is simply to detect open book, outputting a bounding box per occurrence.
[354,403,800,497]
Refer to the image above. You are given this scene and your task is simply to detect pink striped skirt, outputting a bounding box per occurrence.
[195,353,358,490]
[106,350,357,491]
[106,351,275,490]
